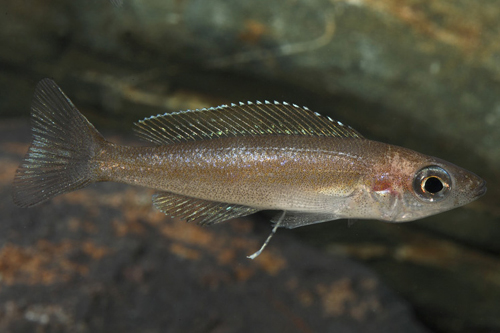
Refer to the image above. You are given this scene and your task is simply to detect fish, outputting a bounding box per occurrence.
[12,79,486,258]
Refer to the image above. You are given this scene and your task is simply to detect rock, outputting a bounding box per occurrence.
[0,121,429,333]
[1,1,499,332]
[307,220,500,332]
[0,0,498,245]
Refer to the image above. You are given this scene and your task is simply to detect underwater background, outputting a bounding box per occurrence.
[0,0,499,332]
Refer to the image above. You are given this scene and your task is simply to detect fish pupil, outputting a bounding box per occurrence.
[424,177,443,193]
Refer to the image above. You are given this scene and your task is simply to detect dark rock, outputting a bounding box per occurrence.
[301,220,500,333]
[1,1,499,332]
[0,0,498,250]
[0,121,429,333]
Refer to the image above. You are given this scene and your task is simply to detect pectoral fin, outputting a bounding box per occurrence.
[271,211,341,229]
[153,192,259,225]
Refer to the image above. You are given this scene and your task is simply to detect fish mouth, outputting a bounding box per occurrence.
[474,180,487,198]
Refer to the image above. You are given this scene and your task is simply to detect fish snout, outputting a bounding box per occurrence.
[461,170,487,199]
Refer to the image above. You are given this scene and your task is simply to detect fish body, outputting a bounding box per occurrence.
[13,79,486,231]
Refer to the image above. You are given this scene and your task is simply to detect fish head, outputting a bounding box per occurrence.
[369,149,486,222]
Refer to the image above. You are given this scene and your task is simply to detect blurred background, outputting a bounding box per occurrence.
[0,0,499,332]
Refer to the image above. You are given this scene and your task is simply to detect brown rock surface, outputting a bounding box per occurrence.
[0,121,429,333]
[1,1,499,332]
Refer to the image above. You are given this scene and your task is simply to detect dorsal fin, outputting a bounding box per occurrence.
[134,101,363,145]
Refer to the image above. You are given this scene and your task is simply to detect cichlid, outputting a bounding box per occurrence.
[13,79,486,258]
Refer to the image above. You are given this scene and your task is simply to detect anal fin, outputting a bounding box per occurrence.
[153,192,259,225]
[271,211,341,229]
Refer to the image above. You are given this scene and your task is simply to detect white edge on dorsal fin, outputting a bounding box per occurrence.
[303,106,310,110]
[134,99,364,145]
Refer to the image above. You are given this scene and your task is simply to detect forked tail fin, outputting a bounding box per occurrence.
[12,78,106,207]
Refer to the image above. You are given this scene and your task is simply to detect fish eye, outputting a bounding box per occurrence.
[413,166,451,202]
[423,176,443,193]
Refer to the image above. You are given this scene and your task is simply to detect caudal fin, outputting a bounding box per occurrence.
[12,78,106,207]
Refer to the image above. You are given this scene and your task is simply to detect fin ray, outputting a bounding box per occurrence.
[12,79,105,207]
[271,211,342,229]
[153,192,259,225]
[134,101,363,145]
